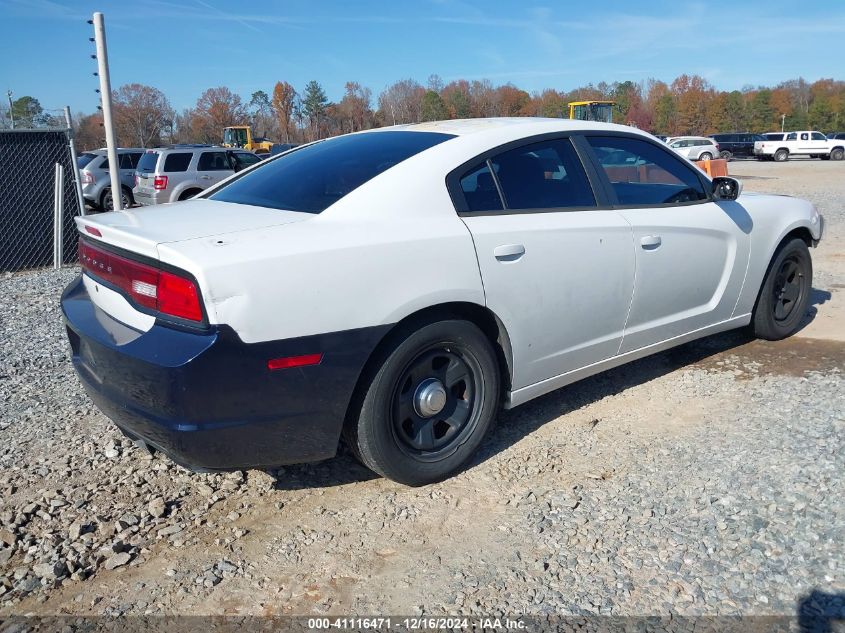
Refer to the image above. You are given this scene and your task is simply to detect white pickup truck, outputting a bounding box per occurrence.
[754,131,845,162]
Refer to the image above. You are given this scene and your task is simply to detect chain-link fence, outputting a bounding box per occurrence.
[0,129,82,272]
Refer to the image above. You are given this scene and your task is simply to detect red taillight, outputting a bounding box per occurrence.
[153,175,168,190]
[84,225,102,237]
[82,172,94,184]
[267,354,323,371]
[134,174,139,186]
[78,239,203,323]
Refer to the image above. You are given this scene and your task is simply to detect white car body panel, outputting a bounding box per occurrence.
[74,118,823,410]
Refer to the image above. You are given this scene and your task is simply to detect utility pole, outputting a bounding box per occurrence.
[90,12,122,211]
[781,114,786,133]
[7,90,14,129]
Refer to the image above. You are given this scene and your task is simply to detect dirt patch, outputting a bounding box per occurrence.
[691,336,845,379]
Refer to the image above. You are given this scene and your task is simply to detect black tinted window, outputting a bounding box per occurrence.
[587,136,707,205]
[198,151,231,171]
[210,131,454,213]
[137,151,159,172]
[460,162,503,212]
[119,153,140,169]
[490,139,595,210]
[233,152,261,170]
[163,153,192,172]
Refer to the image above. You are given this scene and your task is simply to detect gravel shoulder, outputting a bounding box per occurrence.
[0,159,842,617]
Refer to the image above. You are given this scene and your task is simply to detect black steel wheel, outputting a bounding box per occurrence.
[347,318,500,485]
[752,238,812,340]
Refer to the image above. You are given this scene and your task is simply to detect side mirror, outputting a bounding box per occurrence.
[712,176,742,201]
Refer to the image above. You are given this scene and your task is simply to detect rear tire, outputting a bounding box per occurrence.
[347,319,500,486]
[751,238,812,341]
[99,187,132,212]
[720,150,733,161]
[774,149,789,162]
[831,148,844,161]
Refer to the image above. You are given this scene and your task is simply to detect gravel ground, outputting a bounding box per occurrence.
[0,159,843,619]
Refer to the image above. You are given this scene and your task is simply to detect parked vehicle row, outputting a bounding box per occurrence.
[76,145,262,211]
[656,130,845,163]
[64,118,824,485]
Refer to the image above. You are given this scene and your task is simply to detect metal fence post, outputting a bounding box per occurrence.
[53,163,64,270]
[92,12,122,211]
[64,107,87,217]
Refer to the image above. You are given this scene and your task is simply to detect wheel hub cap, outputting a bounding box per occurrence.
[413,378,447,418]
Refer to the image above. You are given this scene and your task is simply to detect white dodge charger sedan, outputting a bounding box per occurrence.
[62,118,824,485]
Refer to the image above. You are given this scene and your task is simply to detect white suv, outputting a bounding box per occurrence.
[666,136,720,161]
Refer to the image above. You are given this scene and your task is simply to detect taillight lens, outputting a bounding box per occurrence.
[79,239,203,322]
[81,172,94,184]
[134,174,139,186]
[153,175,168,190]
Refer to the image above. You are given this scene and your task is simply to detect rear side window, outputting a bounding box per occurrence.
[586,136,707,206]
[198,151,231,171]
[460,163,503,212]
[490,139,595,210]
[137,151,159,172]
[786,133,797,140]
[119,153,140,169]
[210,131,454,213]
[163,153,192,173]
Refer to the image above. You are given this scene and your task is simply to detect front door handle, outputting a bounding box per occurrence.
[640,235,662,250]
[493,243,525,261]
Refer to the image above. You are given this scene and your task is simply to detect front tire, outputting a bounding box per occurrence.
[699,152,713,161]
[720,150,733,161]
[751,238,812,340]
[347,319,500,486]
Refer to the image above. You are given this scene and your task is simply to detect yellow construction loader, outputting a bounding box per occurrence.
[568,100,615,124]
[222,126,274,153]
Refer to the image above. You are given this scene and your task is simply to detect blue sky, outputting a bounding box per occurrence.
[2,0,844,114]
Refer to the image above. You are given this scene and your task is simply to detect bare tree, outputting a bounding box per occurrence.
[378,79,424,125]
[112,83,174,147]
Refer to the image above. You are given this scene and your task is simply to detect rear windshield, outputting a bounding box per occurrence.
[77,153,98,169]
[137,151,159,172]
[210,131,455,213]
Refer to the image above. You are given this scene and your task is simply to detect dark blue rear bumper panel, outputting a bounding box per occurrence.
[61,276,388,469]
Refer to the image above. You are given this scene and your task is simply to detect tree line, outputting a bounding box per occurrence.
[5,74,843,150]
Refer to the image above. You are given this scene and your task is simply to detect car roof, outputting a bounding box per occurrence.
[375,117,645,138]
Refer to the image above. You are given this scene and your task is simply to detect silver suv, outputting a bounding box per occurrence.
[78,148,145,211]
[665,136,720,161]
[133,145,261,206]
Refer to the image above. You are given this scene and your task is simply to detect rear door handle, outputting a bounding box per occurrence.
[640,235,662,250]
[493,244,525,261]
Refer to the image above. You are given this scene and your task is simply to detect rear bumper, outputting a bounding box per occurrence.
[61,276,388,470]
[132,188,168,206]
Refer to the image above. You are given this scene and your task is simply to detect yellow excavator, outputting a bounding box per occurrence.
[568,100,615,124]
[222,126,274,153]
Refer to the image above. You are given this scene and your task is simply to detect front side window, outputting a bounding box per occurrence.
[232,152,261,170]
[586,135,708,206]
[210,131,454,213]
[163,153,192,173]
[489,139,595,210]
[811,132,826,141]
[198,151,231,171]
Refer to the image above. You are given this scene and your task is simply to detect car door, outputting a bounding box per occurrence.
[810,132,829,154]
[583,134,751,353]
[452,137,636,390]
[196,150,235,187]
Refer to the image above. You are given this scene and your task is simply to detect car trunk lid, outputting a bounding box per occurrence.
[75,199,312,260]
